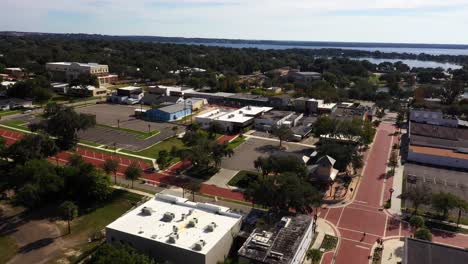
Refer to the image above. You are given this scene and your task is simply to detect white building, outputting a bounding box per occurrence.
[254,111,303,131]
[196,106,273,133]
[106,194,242,264]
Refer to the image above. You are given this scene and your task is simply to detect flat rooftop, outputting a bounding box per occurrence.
[259,111,294,121]
[238,214,312,264]
[404,238,468,264]
[117,86,142,91]
[216,106,272,124]
[46,62,107,67]
[106,194,242,255]
[196,108,231,119]
[410,145,468,161]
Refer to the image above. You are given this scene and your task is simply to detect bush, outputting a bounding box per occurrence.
[185,165,219,180]
[414,228,432,241]
[228,171,260,188]
[409,215,425,230]
[306,249,323,263]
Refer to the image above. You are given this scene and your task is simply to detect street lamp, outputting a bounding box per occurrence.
[117,119,120,128]
[148,124,151,134]
[389,188,395,200]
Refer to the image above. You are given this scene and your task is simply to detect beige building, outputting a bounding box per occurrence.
[46,62,117,87]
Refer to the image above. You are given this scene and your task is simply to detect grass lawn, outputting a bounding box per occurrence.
[79,140,102,147]
[0,235,18,264]
[54,190,143,263]
[320,235,338,251]
[0,120,30,131]
[0,110,22,117]
[228,170,260,188]
[120,137,186,160]
[227,136,246,150]
[96,124,160,139]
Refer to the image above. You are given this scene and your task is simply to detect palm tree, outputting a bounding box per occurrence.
[59,201,78,235]
[124,162,142,188]
[103,158,119,184]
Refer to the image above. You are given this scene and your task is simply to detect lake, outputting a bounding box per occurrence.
[182,42,468,56]
[180,42,465,69]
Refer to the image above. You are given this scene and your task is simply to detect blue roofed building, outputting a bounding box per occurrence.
[145,104,192,121]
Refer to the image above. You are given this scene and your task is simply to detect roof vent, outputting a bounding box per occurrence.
[205,222,217,232]
[141,206,153,216]
[192,240,206,251]
[167,233,179,244]
[187,217,198,228]
[162,212,175,222]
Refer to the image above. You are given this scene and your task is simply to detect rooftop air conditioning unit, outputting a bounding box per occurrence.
[205,222,217,232]
[162,212,175,222]
[141,207,153,216]
[187,218,198,228]
[192,240,206,251]
[167,233,179,244]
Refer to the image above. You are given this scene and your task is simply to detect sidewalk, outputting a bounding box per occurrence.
[311,218,337,249]
[372,238,404,264]
[388,159,404,215]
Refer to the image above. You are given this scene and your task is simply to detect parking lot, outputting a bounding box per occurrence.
[75,104,186,151]
[221,137,313,171]
[404,163,468,216]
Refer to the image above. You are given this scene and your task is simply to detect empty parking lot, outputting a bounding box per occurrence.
[221,137,313,171]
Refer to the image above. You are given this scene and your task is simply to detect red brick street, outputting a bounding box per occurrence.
[321,123,468,264]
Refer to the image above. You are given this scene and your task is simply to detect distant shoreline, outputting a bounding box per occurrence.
[1,31,468,50]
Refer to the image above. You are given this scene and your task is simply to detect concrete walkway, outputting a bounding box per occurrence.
[204,168,239,189]
[244,134,316,148]
[311,218,337,249]
[380,238,404,264]
[389,159,404,215]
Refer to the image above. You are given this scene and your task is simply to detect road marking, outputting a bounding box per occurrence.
[341,237,373,246]
[323,208,330,220]
[338,227,381,238]
[346,205,386,215]
[383,214,388,237]
[355,245,370,250]
[336,207,345,226]
[354,200,368,204]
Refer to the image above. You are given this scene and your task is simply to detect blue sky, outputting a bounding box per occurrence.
[2,0,468,44]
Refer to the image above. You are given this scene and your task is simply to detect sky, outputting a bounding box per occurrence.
[2,0,468,44]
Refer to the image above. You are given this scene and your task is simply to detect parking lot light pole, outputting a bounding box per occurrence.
[148,124,151,134]
[389,188,394,200]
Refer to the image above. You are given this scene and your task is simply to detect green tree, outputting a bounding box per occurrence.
[317,142,362,172]
[13,159,63,207]
[404,185,432,214]
[124,162,142,188]
[89,243,155,264]
[414,228,432,241]
[455,197,468,227]
[183,181,201,202]
[103,159,119,184]
[32,87,52,106]
[156,150,171,170]
[409,215,425,231]
[59,200,78,234]
[440,80,464,105]
[171,126,179,137]
[306,249,323,263]
[388,151,398,174]
[7,133,58,164]
[431,192,459,219]
[30,103,96,150]
[244,173,321,213]
[272,125,292,148]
